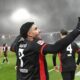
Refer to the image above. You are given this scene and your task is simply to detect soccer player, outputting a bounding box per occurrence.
[2,43,8,63]
[57,29,80,80]
[11,18,80,80]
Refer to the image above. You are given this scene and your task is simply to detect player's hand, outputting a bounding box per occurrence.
[76,64,80,70]
[15,66,17,70]
[76,17,80,31]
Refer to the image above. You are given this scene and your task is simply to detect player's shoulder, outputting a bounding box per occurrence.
[37,39,45,46]
[31,38,46,51]
[71,42,79,49]
[71,42,78,46]
[34,38,45,46]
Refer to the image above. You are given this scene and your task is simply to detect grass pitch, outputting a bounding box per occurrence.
[0,51,80,80]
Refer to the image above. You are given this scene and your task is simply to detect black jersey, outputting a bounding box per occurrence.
[58,42,79,72]
[14,38,49,80]
[11,29,80,80]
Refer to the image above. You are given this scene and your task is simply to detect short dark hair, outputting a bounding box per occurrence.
[20,22,34,38]
[60,29,68,35]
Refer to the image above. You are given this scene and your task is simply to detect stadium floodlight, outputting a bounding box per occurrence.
[1,35,5,40]
[11,8,31,22]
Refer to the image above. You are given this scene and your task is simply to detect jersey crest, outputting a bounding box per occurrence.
[37,40,45,45]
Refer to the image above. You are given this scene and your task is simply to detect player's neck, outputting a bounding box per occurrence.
[27,36,34,41]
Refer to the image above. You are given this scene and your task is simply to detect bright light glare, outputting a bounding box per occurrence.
[1,35,5,40]
[11,8,31,22]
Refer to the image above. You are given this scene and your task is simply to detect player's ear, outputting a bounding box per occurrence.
[27,31,32,37]
[27,31,29,36]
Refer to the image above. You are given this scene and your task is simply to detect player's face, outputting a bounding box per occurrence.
[27,24,40,38]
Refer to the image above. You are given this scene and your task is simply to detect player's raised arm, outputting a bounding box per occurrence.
[43,18,80,54]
